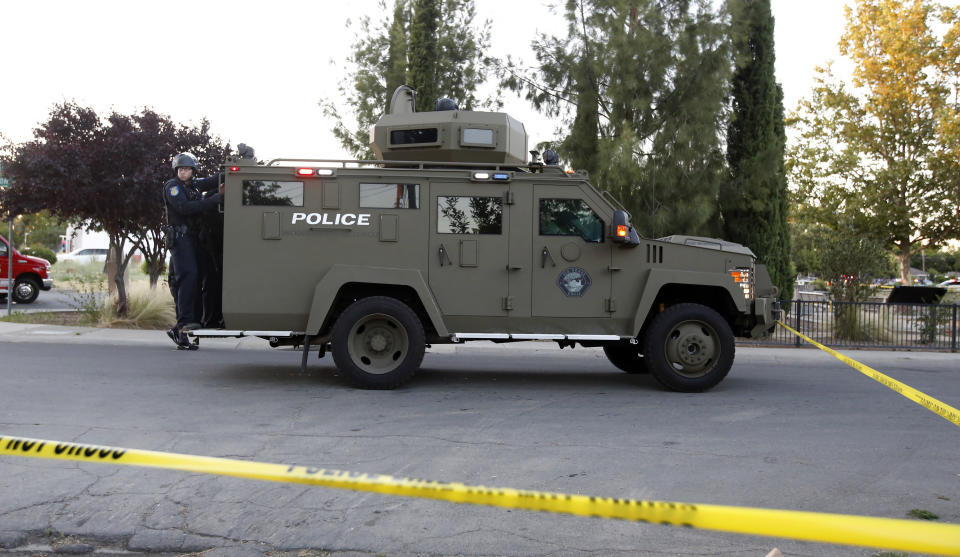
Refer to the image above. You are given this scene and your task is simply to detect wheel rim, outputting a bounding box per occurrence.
[14,282,36,300]
[346,312,409,375]
[662,320,718,378]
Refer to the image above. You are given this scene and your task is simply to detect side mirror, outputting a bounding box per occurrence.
[611,210,640,247]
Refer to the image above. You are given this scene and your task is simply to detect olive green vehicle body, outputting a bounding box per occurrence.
[218,138,778,347]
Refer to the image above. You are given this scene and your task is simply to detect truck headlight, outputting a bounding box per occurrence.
[729,267,754,300]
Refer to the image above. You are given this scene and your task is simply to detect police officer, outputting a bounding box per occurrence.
[164,153,222,348]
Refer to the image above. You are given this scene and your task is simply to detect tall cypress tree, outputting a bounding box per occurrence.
[384,0,410,111]
[722,0,793,299]
[510,0,731,238]
[324,0,493,158]
[408,0,440,112]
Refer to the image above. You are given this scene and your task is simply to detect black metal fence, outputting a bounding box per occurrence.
[745,299,960,352]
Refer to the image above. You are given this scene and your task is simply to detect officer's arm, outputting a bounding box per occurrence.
[165,185,222,216]
[195,173,222,194]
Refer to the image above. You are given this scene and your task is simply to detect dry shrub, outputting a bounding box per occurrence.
[98,282,175,329]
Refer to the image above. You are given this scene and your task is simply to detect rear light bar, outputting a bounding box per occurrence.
[296,168,335,177]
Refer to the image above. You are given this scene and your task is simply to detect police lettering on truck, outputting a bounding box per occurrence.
[291,213,372,226]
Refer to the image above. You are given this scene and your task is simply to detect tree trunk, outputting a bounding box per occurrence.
[898,244,912,284]
[108,236,129,317]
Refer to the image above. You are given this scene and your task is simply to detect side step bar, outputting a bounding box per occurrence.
[186,330,304,338]
[450,333,623,342]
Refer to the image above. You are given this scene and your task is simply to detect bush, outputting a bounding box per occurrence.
[20,245,57,265]
[140,259,167,276]
[98,282,175,329]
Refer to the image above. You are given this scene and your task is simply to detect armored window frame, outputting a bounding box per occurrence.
[390,128,439,145]
[436,196,503,235]
[539,198,604,243]
[359,183,420,209]
[242,180,304,207]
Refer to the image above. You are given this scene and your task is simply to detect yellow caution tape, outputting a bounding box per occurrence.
[778,321,960,428]
[2,435,959,555]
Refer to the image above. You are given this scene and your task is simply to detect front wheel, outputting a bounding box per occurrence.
[642,303,735,392]
[331,296,425,389]
[12,277,40,304]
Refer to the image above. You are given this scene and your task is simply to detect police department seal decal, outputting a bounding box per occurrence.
[557,267,591,297]
[168,185,180,196]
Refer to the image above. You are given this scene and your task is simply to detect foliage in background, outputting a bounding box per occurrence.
[722,0,792,300]
[788,0,960,283]
[19,245,57,265]
[910,249,960,275]
[817,223,890,302]
[500,0,732,238]
[322,0,497,159]
[0,103,229,315]
[9,210,63,252]
[817,223,890,342]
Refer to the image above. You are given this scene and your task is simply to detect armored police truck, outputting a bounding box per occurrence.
[192,86,779,392]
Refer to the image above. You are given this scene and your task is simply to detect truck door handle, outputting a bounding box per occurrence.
[541,247,556,268]
[438,244,452,267]
[507,265,523,271]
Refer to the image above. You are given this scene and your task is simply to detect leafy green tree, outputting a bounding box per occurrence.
[323,0,495,159]
[11,210,63,252]
[0,103,229,312]
[723,0,792,299]
[408,0,440,112]
[501,0,731,238]
[788,0,960,283]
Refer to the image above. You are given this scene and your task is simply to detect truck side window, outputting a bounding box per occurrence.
[437,196,502,234]
[0,243,6,257]
[539,198,604,243]
[242,180,304,207]
[360,183,420,209]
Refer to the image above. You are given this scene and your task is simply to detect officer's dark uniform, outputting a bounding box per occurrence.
[198,197,224,328]
[163,158,222,341]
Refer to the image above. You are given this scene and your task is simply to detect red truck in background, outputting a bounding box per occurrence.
[0,233,53,304]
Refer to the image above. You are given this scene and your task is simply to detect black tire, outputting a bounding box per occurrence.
[331,296,425,389]
[12,277,39,304]
[602,343,649,374]
[642,303,735,392]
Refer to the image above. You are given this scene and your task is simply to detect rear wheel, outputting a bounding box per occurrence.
[642,303,735,392]
[12,277,39,304]
[331,296,425,389]
[602,343,649,374]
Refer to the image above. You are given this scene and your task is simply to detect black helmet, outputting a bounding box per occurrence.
[434,98,458,111]
[171,152,198,171]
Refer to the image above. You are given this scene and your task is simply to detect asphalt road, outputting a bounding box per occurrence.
[0,324,957,556]
[2,287,79,314]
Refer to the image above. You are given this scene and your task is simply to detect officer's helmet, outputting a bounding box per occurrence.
[172,152,198,171]
[434,98,458,111]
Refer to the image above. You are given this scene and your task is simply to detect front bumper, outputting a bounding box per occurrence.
[749,296,781,338]
[41,278,53,291]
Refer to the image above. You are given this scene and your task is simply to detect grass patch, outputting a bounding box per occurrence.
[97,282,175,329]
[907,508,939,520]
[0,311,93,326]
[873,552,909,557]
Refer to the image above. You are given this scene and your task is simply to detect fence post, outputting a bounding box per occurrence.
[952,304,958,353]
[795,300,802,347]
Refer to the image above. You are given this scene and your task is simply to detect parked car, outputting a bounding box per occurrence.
[0,234,53,304]
[58,247,109,263]
[937,277,960,291]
